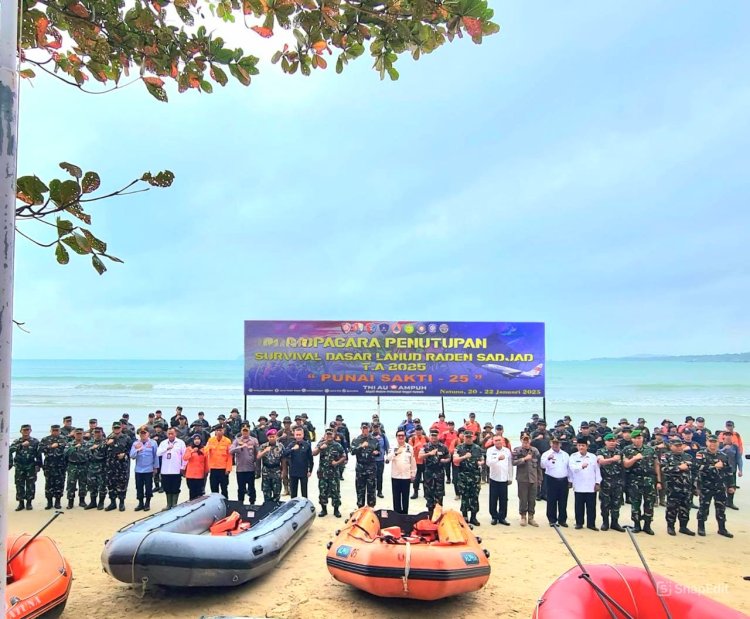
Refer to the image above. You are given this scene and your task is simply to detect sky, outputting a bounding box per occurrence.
[10,1,750,361]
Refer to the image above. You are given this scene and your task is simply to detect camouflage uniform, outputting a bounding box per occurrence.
[85,435,108,505]
[40,434,68,505]
[9,436,42,504]
[316,439,345,509]
[455,442,483,516]
[622,443,659,528]
[661,450,694,532]
[422,441,450,512]
[227,415,243,440]
[350,434,379,508]
[106,432,133,501]
[696,446,732,535]
[596,445,624,529]
[65,439,89,505]
[261,443,284,502]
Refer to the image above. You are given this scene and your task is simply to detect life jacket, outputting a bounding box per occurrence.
[210,511,251,536]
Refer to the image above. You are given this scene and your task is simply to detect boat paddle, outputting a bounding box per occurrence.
[624,526,673,619]
[7,510,64,565]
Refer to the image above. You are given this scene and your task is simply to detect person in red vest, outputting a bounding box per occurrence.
[431,413,449,436]
[463,412,481,440]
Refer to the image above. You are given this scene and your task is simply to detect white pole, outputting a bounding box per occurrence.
[0,0,21,612]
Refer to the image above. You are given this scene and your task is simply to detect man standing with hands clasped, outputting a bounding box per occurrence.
[540,437,570,527]
[453,429,484,526]
[568,437,601,530]
[157,427,187,509]
[351,422,381,508]
[283,427,314,498]
[230,425,260,504]
[486,434,513,525]
[130,427,158,511]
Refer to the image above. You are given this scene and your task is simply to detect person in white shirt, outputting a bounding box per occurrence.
[156,427,187,509]
[541,437,571,527]
[386,430,417,514]
[486,435,513,525]
[568,438,602,530]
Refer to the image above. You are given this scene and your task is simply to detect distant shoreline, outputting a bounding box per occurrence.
[589,352,750,363]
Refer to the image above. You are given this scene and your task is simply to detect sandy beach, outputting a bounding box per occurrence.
[7,458,750,619]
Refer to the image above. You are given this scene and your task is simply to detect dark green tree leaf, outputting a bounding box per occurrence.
[59,162,83,179]
[81,171,101,194]
[55,242,70,265]
[16,175,48,206]
[92,255,107,274]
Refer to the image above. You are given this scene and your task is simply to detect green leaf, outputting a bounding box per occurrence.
[200,79,213,93]
[271,50,283,64]
[141,170,175,187]
[55,243,70,265]
[387,66,399,80]
[81,171,101,194]
[62,234,90,255]
[144,80,168,102]
[293,29,306,46]
[56,218,74,238]
[16,175,48,206]
[59,162,82,179]
[51,179,81,207]
[335,56,344,74]
[349,43,365,58]
[212,48,235,64]
[82,229,107,253]
[92,255,107,274]
[210,64,228,86]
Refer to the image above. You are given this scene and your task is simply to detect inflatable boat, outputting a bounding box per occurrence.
[533,564,748,619]
[6,534,72,619]
[326,504,490,600]
[102,494,316,587]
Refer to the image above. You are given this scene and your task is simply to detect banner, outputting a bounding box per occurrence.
[244,321,545,397]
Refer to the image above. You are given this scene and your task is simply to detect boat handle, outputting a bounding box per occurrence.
[292,522,298,530]
[253,545,264,556]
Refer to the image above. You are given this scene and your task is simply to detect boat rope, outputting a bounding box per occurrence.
[624,527,673,619]
[401,540,412,593]
[609,565,638,613]
[131,528,157,597]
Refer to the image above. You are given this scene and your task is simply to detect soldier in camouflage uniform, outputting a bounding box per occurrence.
[350,422,380,508]
[453,429,484,526]
[65,428,89,509]
[258,429,284,503]
[660,438,696,536]
[622,429,662,534]
[227,408,243,440]
[85,427,108,509]
[105,421,133,512]
[313,428,346,517]
[9,424,42,510]
[60,416,74,439]
[421,428,452,514]
[695,435,733,538]
[595,433,626,532]
[40,424,68,510]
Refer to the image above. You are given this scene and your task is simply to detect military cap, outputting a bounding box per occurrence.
[74,428,83,433]
[217,414,226,420]
[555,420,565,427]
[266,428,278,436]
[295,415,303,421]
[725,420,735,427]
[415,425,423,431]
[361,422,370,428]
[696,416,705,422]
[429,428,439,436]
[563,415,572,421]
[685,415,695,422]
[414,418,422,424]
[63,416,72,421]
[231,408,240,413]
[372,422,381,428]
[484,422,493,429]
[631,429,642,438]
[112,421,121,428]
[532,413,540,419]
[576,437,589,444]
[621,425,633,432]
[197,411,205,416]
[20,424,31,430]
[588,422,598,428]
[89,418,98,424]
[283,416,292,423]
[520,433,531,440]
[637,417,646,423]
[325,428,334,434]
[580,422,588,429]
[669,438,683,446]
[122,413,130,419]
[469,412,476,418]
[463,429,474,436]
[257,415,268,422]
[536,420,546,426]
[50,424,61,430]
[269,411,278,416]
[148,413,155,418]
[619,418,629,424]
[301,413,309,419]
[682,427,693,434]
[94,426,104,432]
[335,415,344,421]
[604,433,616,441]
[599,417,608,423]
[329,421,337,428]
[707,434,719,442]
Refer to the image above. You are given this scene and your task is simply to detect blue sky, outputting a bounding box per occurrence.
[11,1,750,360]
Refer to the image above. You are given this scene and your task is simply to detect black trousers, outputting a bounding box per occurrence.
[575,492,597,527]
[135,472,154,501]
[209,468,229,498]
[187,477,206,500]
[444,461,452,483]
[392,478,411,514]
[546,475,569,524]
[290,475,308,498]
[413,463,425,491]
[161,473,181,495]
[376,461,385,493]
[236,471,256,503]
[488,479,509,521]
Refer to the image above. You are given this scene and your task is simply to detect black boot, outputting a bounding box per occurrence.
[54,498,62,510]
[333,507,342,518]
[97,495,106,510]
[411,487,419,499]
[718,524,734,538]
[727,494,739,510]
[119,498,126,512]
[79,496,87,508]
[104,498,117,511]
[45,497,53,510]
[85,493,98,510]
[469,513,481,526]
[134,500,144,512]
[15,501,25,511]
[67,498,75,509]
[610,516,625,532]
[679,524,695,536]
[26,500,33,510]
[600,512,610,532]
[631,517,641,533]
[643,518,654,535]
[318,505,328,518]
[144,497,151,512]
[697,520,706,536]
[667,524,676,536]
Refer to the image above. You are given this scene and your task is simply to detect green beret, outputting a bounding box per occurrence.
[707,434,719,442]
[112,421,121,429]
[631,429,642,438]
[604,433,616,441]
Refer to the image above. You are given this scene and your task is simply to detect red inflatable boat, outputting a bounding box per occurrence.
[533,564,747,619]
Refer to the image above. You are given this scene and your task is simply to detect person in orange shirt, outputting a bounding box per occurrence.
[409,425,428,499]
[440,420,459,483]
[183,433,210,500]
[484,424,512,450]
[724,421,744,455]
[463,412,481,439]
[431,413,449,436]
[205,426,233,498]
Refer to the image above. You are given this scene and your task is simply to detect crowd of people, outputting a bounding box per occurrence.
[9,407,744,539]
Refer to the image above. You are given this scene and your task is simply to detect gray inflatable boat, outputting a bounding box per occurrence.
[101,494,316,587]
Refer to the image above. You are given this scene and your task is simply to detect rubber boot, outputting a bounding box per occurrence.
[667,524,676,536]
[104,498,117,511]
[318,505,328,518]
[642,518,654,535]
[15,501,25,512]
[97,495,106,510]
[144,497,151,512]
[45,497,53,510]
[679,523,695,536]
[118,498,126,512]
[727,494,739,510]
[333,507,342,518]
[26,500,33,510]
[610,516,625,532]
[470,513,481,526]
[697,520,706,536]
[134,499,144,512]
[54,498,62,510]
[411,486,419,500]
[631,517,641,533]
[79,496,87,508]
[718,524,734,538]
[67,498,75,510]
[600,512,610,532]
[85,493,98,510]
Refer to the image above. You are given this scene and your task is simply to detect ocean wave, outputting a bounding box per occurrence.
[76,383,154,391]
[628,384,750,391]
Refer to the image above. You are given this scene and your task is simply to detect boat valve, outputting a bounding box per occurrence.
[483,549,490,558]
[334,530,341,536]
[326,541,333,550]
[292,522,298,530]
[475,536,482,544]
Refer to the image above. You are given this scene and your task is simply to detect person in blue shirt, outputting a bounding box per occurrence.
[398,411,416,439]
[371,423,390,499]
[130,427,158,511]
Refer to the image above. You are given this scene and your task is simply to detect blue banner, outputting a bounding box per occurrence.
[244,321,545,397]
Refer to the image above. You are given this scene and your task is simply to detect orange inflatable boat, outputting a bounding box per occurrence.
[326,505,490,600]
[5,534,72,619]
[533,564,748,619]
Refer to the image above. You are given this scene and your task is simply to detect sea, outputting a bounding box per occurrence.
[9,359,750,440]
